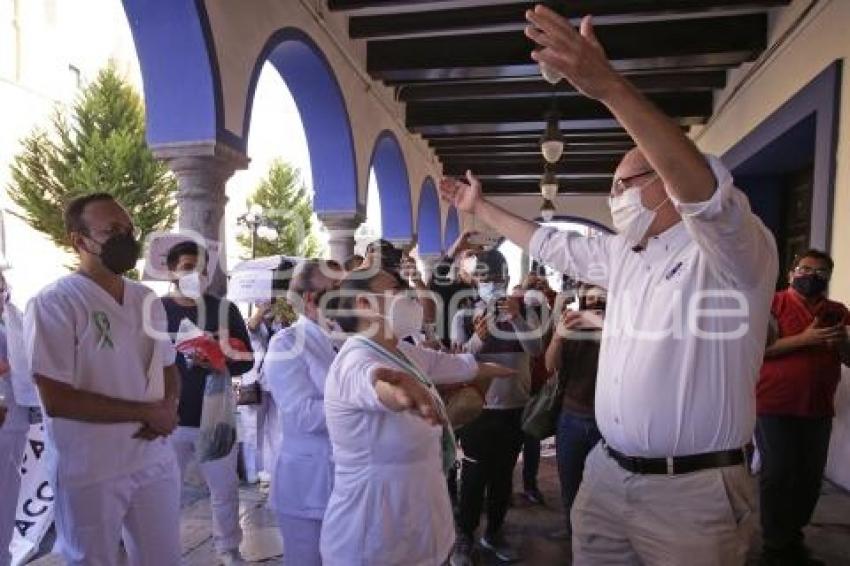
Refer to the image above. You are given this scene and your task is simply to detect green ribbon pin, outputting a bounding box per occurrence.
[92,311,114,349]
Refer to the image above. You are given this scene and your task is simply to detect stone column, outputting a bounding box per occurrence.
[156,143,249,298]
[319,212,364,264]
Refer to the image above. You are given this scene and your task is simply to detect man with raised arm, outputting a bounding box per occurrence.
[439,5,778,565]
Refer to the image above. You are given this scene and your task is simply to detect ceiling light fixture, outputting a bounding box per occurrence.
[540,198,556,222]
[540,162,558,200]
[540,111,564,163]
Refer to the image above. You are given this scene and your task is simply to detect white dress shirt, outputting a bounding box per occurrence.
[530,156,778,457]
[264,315,337,520]
[321,339,476,565]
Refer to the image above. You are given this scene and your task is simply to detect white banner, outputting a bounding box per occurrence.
[10,424,54,566]
[227,270,274,303]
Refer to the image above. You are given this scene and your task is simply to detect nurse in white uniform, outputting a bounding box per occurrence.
[0,272,37,566]
[24,194,182,566]
[263,261,340,566]
[321,268,515,566]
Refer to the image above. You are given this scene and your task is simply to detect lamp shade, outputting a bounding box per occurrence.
[540,112,564,163]
[540,198,556,222]
[540,163,558,200]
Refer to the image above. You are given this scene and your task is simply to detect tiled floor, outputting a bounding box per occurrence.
[28,449,850,565]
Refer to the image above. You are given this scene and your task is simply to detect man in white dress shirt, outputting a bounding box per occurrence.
[439,6,778,565]
[24,193,182,565]
[263,260,340,566]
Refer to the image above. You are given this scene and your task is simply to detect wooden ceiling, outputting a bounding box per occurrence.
[327,0,789,196]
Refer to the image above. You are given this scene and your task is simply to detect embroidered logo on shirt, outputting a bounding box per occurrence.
[92,311,114,349]
[665,261,684,281]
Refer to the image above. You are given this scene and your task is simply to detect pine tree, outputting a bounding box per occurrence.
[238,159,323,259]
[7,64,177,258]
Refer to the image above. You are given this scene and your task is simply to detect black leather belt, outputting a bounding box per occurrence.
[602,441,745,475]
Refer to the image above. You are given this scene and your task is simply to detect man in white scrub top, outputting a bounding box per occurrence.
[25,193,182,566]
[263,260,340,566]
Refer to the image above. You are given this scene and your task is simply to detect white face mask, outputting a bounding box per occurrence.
[477,282,506,303]
[177,272,207,299]
[383,294,424,340]
[609,185,669,246]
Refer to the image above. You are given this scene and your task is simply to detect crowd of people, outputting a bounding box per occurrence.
[1,4,849,566]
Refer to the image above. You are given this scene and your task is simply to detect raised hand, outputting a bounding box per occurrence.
[439,171,483,214]
[525,7,621,102]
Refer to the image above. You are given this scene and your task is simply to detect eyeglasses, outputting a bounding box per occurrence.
[611,170,657,196]
[793,265,831,278]
[83,224,141,241]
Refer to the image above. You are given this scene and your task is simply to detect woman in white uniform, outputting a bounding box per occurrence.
[321,268,515,566]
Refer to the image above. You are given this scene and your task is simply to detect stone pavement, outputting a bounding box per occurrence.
[27,446,850,565]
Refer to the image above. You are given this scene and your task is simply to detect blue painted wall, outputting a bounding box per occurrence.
[122,0,219,147]
[444,207,460,251]
[257,29,359,215]
[417,178,441,255]
[369,131,413,241]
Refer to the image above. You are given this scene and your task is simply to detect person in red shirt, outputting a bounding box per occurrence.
[757,249,850,566]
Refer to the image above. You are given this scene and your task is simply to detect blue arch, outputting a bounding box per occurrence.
[122,0,228,147]
[417,178,442,255]
[245,28,358,215]
[369,131,413,242]
[444,206,460,251]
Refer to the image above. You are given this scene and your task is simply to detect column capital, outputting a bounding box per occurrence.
[317,211,365,232]
[152,140,250,170]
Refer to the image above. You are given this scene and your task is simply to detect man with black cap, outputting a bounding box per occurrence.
[450,248,543,564]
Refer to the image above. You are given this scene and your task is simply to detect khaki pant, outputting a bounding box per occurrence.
[572,443,756,566]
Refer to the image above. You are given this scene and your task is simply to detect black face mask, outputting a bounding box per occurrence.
[91,232,141,275]
[792,274,828,298]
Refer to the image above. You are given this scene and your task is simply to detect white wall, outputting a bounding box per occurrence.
[693,0,850,488]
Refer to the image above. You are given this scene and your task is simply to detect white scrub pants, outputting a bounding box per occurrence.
[52,458,181,566]
[276,513,322,566]
[171,426,242,554]
[0,429,27,566]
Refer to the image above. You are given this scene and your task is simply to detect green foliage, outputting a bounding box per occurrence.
[7,65,177,263]
[238,159,323,259]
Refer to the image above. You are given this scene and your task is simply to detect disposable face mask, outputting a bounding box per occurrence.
[478,282,507,303]
[383,295,424,340]
[609,186,669,246]
[178,272,207,299]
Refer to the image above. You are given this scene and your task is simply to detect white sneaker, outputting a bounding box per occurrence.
[219,549,246,565]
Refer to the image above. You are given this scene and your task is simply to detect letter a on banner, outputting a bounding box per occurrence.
[9,424,54,566]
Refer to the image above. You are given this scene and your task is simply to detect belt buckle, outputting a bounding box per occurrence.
[666,456,675,475]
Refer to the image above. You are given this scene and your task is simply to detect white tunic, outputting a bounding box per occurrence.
[321,339,476,566]
[264,315,337,520]
[529,156,777,457]
[24,274,177,487]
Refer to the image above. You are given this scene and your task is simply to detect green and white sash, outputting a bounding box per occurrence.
[349,336,457,475]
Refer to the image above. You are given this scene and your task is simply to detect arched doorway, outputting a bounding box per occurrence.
[368,130,413,246]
